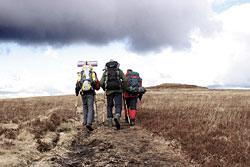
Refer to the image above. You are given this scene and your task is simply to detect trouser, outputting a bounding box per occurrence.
[81,94,94,125]
[125,97,138,119]
[107,92,122,118]
[125,97,138,110]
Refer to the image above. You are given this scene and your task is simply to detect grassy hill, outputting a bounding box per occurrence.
[0,83,249,166]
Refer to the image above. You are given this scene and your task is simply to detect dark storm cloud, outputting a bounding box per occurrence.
[0,0,217,53]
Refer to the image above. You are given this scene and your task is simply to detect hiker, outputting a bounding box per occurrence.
[100,60,127,129]
[75,65,100,131]
[124,69,146,126]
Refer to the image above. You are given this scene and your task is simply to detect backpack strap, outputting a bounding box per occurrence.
[89,61,93,70]
[78,71,82,82]
[91,70,96,82]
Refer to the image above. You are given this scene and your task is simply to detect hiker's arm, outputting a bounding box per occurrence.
[100,72,105,90]
[94,73,100,90]
[138,94,143,101]
[120,70,127,92]
[75,81,81,96]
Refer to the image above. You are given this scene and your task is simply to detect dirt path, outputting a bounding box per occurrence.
[27,96,195,167]
[31,119,193,167]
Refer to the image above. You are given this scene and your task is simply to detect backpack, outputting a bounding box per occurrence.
[127,72,146,94]
[104,61,121,90]
[78,68,96,93]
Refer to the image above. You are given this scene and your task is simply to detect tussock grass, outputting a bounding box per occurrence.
[137,87,250,166]
[0,95,77,139]
[0,95,80,166]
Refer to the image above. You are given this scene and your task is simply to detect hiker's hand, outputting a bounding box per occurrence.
[93,82,97,88]
[75,88,79,96]
[139,94,143,101]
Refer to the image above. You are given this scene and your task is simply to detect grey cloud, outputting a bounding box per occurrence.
[6,48,10,55]
[0,91,17,95]
[0,47,10,56]
[0,87,64,98]
[159,73,171,79]
[0,0,218,53]
[214,50,250,88]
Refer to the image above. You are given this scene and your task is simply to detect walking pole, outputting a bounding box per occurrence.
[123,94,130,124]
[74,95,78,127]
[94,93,99,125]
[75,96,78,120]
[102,92,106,125]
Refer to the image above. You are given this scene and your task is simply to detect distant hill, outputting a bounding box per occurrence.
[147,83,208,90]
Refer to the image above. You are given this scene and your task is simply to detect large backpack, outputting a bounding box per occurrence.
[127,72,146,94]
[104,61,121,90]
[78,68,96,93]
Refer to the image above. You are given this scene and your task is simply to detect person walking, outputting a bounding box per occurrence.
[100,60,127,129]
[124,69,132,123]
[124,69,145,126]
[75,66,100,131]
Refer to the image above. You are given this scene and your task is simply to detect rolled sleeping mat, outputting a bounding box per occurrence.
[77,61,98,67]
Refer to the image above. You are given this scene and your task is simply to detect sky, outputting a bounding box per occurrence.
[1,0,250,98]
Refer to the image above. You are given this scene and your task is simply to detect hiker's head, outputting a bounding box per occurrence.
[127,69,133,73]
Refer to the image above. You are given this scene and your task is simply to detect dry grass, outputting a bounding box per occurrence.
[0,95,77,139]
[1,86,249,166]
[0,95,80,166]
[137,85,250,166]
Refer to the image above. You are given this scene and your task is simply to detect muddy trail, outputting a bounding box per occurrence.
[31,118,193,167]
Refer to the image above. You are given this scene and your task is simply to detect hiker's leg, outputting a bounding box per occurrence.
[81,95,88,125]
[130,97,138,125]
[114,92,122,129]
[125,97,131,116]
[107,93,114,118]
[86,94,94,125]
[130,97,138,111]
[125,97,130,109]
[114,92,122,116]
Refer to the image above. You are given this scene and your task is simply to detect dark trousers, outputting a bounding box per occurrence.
[107,92,122,118]
[81,94,94,125]
[125,97,138,110]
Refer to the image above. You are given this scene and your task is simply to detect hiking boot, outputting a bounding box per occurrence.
[86,124,94,131]
[114,114,121,130]
[130,119,135,126]
[108,118,113,127]
[125,116,129,123]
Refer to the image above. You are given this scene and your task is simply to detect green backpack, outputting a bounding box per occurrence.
[127,72,146,94]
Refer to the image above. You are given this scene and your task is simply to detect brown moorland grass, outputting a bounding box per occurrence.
[0,95,82,166]
[1,86,249,166]
[0,95,77,124]
[137,85,250,167]
[0,95,78,137]
[0,95,79,138]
